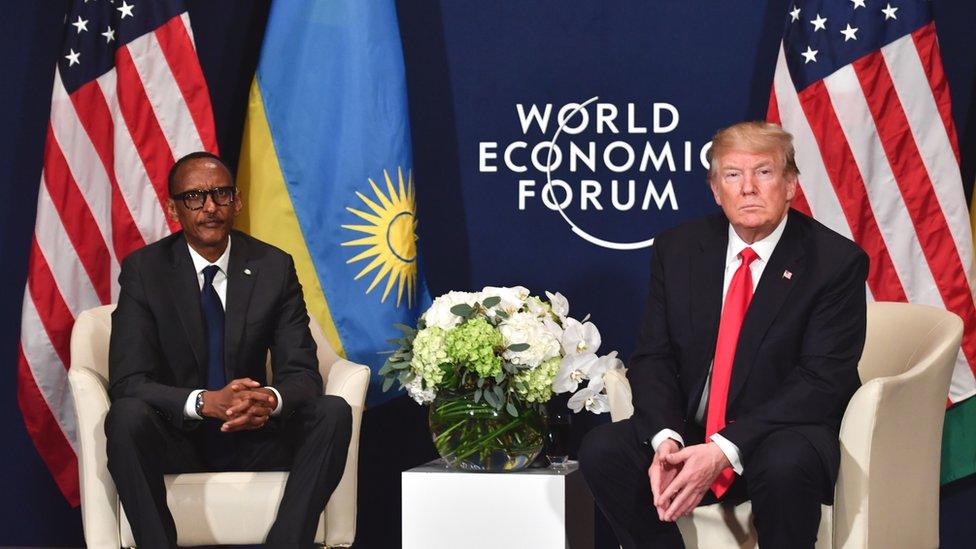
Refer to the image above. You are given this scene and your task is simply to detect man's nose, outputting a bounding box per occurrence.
[741,173,757,194]
[202,192,218,212]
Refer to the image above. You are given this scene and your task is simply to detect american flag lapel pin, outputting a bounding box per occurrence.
[783,270,793,280]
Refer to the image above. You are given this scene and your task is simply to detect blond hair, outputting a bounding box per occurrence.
[706,121,799,181]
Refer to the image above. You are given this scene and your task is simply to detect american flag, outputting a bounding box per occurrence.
[18,0,216,505]
[768,0,976,405]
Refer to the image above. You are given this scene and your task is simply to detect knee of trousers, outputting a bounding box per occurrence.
[578,422,633,484]
[104,398,159,454]
[745,431,824,499]
[304,395,352,436]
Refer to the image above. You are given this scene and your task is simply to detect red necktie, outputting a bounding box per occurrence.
[706,247,758,498]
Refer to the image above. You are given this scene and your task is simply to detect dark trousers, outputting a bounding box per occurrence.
[579,418,830,549]
[105,395,353,549]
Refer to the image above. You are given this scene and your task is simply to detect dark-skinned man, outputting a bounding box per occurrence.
[579,122,867,548]
[105,151,352,548]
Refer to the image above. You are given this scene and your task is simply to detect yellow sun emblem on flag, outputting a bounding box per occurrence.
[341,168,419,308]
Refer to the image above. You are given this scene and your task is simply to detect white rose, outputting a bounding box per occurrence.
[481,285,530,315]
[423,291,483,330]
[499,312,562,368]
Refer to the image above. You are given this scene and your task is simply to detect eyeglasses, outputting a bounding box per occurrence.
[172,186,237,210]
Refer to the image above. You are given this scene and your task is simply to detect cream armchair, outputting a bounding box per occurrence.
[68,304,370,548]
[603,301,962,549]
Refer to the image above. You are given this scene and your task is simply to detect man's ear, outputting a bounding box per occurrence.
[232,190,243,217]
[709,179,722,206]
[166,198,179,222]
[785,172,798,201]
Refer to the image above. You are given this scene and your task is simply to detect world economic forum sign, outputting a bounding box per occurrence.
[478,97,713,250]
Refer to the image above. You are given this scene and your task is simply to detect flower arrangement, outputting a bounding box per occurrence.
[380,286,622,471]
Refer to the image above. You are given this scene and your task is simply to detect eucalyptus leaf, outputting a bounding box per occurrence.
[492,385,504,401]
[482,296,501,308]
[378,362,393,376]
[392,361,411,370]
[507,343,530,352]
[483,390,499,408]
[506,402,519,417]
[476,377,485,388]
[394,323,417,335]
[382,376,395,393]
[474,388,483,403]
[494,371,505,384]
[495,309,509,319]
[450,303,473,317]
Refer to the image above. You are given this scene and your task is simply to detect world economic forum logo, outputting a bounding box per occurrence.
[341,168,419,308]
[479,96,713,250]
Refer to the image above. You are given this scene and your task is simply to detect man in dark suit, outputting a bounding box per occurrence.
[106,151,352,548]
[579,122,868,548]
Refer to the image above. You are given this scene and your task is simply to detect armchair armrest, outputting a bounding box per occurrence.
[68,365,120,549]
[320,358,370,547]
[833,323,959,549]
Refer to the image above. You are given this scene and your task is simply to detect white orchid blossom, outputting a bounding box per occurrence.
[552,353,599,393]
[545,291,570,319]
[561,317,602,356]
[567,377,611,414]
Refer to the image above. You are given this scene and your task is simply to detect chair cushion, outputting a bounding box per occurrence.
[119,472,325,547]
[677,502,832,549]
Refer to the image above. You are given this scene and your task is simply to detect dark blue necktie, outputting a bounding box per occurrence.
[201,265,226,390]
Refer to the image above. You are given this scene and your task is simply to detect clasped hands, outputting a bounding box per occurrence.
[200,378,277,432]
[648,439,731,522]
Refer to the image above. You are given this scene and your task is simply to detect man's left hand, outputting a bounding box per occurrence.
[221,387,278,432]
[658,442,731,522]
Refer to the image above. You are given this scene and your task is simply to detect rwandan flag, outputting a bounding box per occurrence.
[237,0,431,406]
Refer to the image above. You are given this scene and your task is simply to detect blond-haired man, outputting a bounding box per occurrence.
[580,122,868,548]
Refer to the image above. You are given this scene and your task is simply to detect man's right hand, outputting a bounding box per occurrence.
[649,438,682,520]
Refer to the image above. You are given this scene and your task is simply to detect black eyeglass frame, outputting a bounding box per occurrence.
[171,186,238,210]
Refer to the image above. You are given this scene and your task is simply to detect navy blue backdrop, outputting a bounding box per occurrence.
[1,1,975,546]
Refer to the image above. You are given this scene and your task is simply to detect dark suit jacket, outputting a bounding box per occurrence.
[108,230,322,429]
[629,208,868,482]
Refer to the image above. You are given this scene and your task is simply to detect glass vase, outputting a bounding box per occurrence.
[428,390,547,472]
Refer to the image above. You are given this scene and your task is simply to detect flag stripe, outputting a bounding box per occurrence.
[772,46,855,242]
[910,23,960,163]
[767,87,814,216]
[853,51,976,375]
[796,81,908,302]
[96,70,173,247]
[154,15,218,153]
[881,35,972,274]
[128,28,206,157]
[26,239,75,368]
[114,45,178,232]
[43,125,113,304]
[68,79,147,262]
[34,177,102,317]
[20,294,77,453]
[17,348,79,506]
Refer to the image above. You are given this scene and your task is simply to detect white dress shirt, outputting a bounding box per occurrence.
[650,213,789,475]
[182,235,284,419]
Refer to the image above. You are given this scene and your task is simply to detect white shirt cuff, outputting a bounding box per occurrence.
[650,429,684,451]
[266,386,283,417]
[710,433,744,474]
[185,389,205,419]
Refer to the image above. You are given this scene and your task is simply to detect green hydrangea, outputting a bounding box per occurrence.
[445,317,503,378]
[514,356,560,403]
[410,327,449,388]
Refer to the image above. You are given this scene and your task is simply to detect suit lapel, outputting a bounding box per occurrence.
[687,215,729,418]
[727,211,807,406]
[167,235,207,378]
[224,232,257,378]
